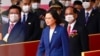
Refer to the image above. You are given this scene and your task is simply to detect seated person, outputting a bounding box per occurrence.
[0,5,25,44]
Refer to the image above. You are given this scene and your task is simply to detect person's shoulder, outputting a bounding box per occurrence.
[76,21,86,30]
[29,12,38,19]
[43,26,49,30]
[29,12,35,15]
[38,8,46,12]
[57,25,66,31]
[2,23,9,26]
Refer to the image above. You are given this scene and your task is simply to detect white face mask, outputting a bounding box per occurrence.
[59,0,71,7]
[82,2,90,9]
[65,1,71,7]
[9,14,19,22]
[22,5,30,12]
[65,15,74,23]
[32,3,40,9]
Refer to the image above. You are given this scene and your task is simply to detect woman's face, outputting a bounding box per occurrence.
[45,13,56,26]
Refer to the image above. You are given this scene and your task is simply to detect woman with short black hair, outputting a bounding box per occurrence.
[37,10,69,56]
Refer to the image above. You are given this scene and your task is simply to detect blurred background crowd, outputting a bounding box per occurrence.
[0,0,100,56]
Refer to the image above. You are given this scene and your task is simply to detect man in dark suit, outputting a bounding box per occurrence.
[31,0,46,38]
[78,0,100,34]
[20,0,40,41]
[64,6,89,56]
[0,5,25,44]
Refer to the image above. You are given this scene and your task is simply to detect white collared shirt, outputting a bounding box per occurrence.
[85,9,92,17]
[9,22,16,26]
[68,21,76,33]
[21,12,28,22]
[49,29,55,42]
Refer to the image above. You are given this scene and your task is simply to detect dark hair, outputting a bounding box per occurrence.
[65,6,78,14]
[45,9,61,25]
[20,0,31,3]
[73,1,82,6]
[32,0,40,3]
[8,5,22,14]
[83,0,95,2]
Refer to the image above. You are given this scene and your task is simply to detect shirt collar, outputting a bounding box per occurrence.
[21,12,28,16]
[9,22,17,26]
[68,20,76,27]
[85,9,92,16]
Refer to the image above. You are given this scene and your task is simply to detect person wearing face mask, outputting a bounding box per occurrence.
[78,0,100,34]
[37,9,69,56]
[0,5,25,44]
[64,6,89,56]
[59,0,71,7]
[20,0,41,41]
[1,0,20,24]
[31,0,46,38]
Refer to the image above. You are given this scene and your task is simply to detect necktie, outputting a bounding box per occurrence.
[8,23,14,33]
[23,14,26,24]
[67,25,71,36]
[85,12,89,23]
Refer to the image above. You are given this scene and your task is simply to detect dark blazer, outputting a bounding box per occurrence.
[23,12,40,41]
[31,8,46,38]
[78,9,100,34]
[37,25,69,56]
[0,21,25,44]
[64,21,89,56]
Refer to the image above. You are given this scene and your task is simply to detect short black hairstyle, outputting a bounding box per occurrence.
[45,9,61,25]
[65,6,79,14]
[73,1,82,6]
[8,5,22,14]
[20,0,31,4]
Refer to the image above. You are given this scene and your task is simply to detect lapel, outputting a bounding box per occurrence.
[2,23,9,38]
[83,10,86,24]
[72,21,78,30]
[45,26,50,48]
[85,9,95,24]
[50,25,59,48]
[65,21,78,31]
[64,22,68,30]
[8,22,22,40]
[26,12,32,26]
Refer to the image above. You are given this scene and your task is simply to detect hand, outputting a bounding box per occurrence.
[0,33,2,40]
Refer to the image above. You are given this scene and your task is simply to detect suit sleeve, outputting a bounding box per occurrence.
[61,28,69,56]
[37,30,45,56]
[79,26,89,51]
[31,15,41,40]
